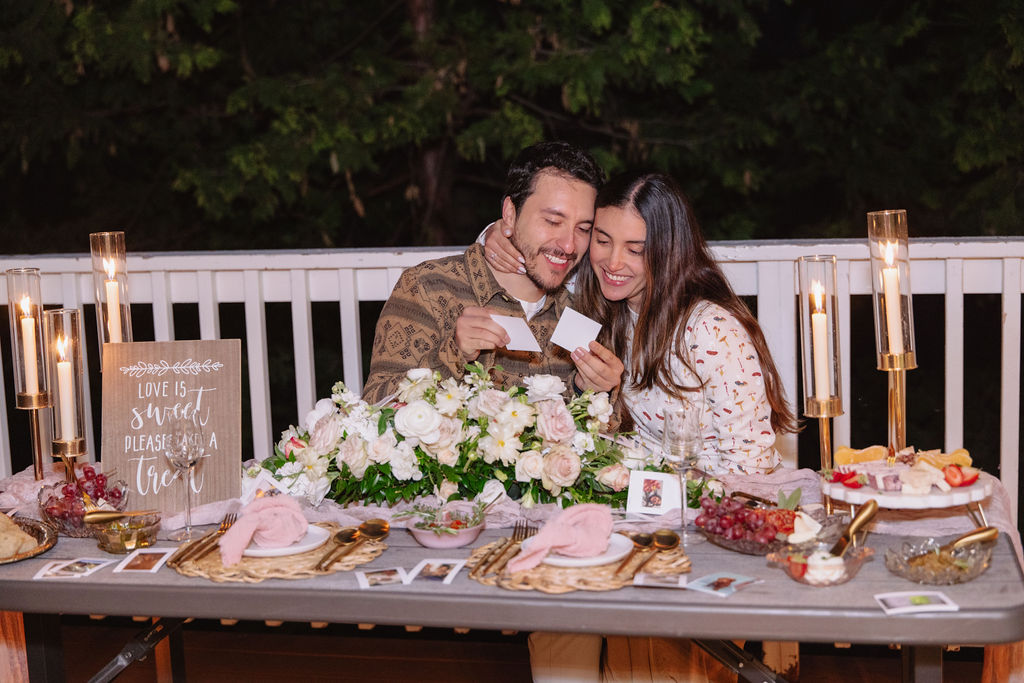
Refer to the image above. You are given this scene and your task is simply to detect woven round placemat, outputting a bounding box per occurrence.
[467,541,691,594]
[170,522,386,583]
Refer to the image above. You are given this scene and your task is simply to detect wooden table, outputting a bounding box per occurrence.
[2,526,1022,682]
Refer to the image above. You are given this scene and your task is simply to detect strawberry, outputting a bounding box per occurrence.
[788,555,808,579]
[842,478,864,489]
[960,466,980,486]
[830,470,858,484]
[943,464,964,487]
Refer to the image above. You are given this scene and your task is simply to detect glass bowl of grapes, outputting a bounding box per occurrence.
[38,466,128,537]
[693,494,843,556]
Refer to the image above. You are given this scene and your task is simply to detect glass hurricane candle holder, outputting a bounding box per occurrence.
[867,210,916,370]
[6,268,48,408]
[90,231,132,348]
[796,256,842,418]
[43,308,87,459]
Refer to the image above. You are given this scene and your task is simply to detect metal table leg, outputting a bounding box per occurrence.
[23,613,64,683]
[901,645,943,683]
[694,639,789,682]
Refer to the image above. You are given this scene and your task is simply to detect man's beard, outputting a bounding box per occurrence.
[510,232,575,295]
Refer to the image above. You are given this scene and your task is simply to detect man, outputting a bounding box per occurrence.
[361,141,610,403]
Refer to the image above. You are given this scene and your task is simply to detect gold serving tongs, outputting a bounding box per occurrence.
[908,526,999,567]
[828,499,878,557]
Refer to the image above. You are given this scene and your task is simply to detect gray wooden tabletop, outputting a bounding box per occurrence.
[1,527,1022,646]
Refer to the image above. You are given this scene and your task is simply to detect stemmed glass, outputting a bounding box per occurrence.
[164,417,205,541]
[661,406,703,549]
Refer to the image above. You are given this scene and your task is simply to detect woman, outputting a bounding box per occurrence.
[486,171,797,474]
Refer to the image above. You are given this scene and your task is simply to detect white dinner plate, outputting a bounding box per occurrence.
[242,524,330,558]
[522,532,633,568]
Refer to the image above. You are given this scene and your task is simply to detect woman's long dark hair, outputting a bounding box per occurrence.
[577,172,798,435]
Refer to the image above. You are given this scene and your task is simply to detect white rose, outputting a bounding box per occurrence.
[369,429,398,464]
[470,388,511,419]
[423,416,461,451]
[390,441,423,481]
[515,450,545,482]
[308,414,343,457]
[337,435,371,479]
[524,374,566,403]
[436,479,459,501]
[397,368,435,402]
[587,392,612,425]
[303,398,336,434]
[393,400,443,444]
[571,431,595,455]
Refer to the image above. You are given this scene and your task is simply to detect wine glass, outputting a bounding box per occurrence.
[164,417,205,541]
[661,406,703,548]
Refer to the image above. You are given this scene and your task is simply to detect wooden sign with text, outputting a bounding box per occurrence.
[101,340,242,515]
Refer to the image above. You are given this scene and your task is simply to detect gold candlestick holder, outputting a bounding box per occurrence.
[43,308,89,484]
[7,268,52,480]
[868,211,916,454]
[797,256,844,514]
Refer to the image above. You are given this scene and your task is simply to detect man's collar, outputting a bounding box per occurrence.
[464,242,569,315]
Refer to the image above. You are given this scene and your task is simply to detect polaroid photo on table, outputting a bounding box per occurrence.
[686,571,762,598]
[875,591,960,615]
[355,567,408,589]
[33,560,80,580]
[625,470,681,516]
[633,572,688,589]
[113,547,176,573]
[52,558,115,578]
[241,469,289,505]
[406,559,467,585]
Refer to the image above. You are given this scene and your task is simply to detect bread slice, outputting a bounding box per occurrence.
[833,445,888,466]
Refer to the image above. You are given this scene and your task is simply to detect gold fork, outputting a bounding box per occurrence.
[472,520,526,578]
[488,521,538,576]
[173,513,237,565]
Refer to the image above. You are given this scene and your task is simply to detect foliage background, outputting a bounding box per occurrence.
[1,0,1021,254]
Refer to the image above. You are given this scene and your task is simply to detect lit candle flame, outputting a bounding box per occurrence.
[103,257,117,280]
[883,241,898,267]
[811,281,825,313]
[19,296,31,317]
[56,336,69,362]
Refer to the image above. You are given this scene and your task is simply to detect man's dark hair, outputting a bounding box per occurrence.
[503,141,605,212]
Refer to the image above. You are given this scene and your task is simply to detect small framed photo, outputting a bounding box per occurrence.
[633,573,688,589]
[113,548,175,573]
[355,567,407,588]
[625,470,681,516]
[875,591,959,615]
[241,470,289,505]
[406,559,466,585]
[686,572,761,598]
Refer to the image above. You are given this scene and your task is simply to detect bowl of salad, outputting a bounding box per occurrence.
[398,500,486,549]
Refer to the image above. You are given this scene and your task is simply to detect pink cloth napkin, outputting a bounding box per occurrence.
[219,496,309,566]
[507,503,613,573]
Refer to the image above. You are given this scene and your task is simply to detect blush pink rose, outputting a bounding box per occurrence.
[595,463,631,492]
[535,400,576,443]
[541,445,582,491]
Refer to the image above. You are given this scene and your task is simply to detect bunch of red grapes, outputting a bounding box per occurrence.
[41,466,124,528]
[694,495,791,546]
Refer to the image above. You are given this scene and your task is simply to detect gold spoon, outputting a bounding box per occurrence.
[908,526,999,566]
[614,532,653,576]
[324,519,391,571]
[631,529,680,577]
[315,527,360,571]
[83,509,160,525]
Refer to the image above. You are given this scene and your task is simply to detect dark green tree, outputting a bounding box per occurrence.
[0,1,1021,254]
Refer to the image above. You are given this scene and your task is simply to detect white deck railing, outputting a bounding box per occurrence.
[1,238,1021,519]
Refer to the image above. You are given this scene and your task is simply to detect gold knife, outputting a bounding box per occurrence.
[168,530,218,566]
[172,528,226,565]
[470,537,512,578]
[487,541,524,576]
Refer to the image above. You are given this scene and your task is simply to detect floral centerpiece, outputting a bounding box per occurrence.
[253,363,662,508]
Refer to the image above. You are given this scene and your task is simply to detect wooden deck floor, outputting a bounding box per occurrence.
[58,617,984,682]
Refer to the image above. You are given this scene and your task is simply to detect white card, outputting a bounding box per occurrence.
[355,567,408,588]
[874,591,959,615]
[625,470,682,516]
[550,307,602,353]
[405,559,467,585]
[113,548,175,573]
[489,314,542,352]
